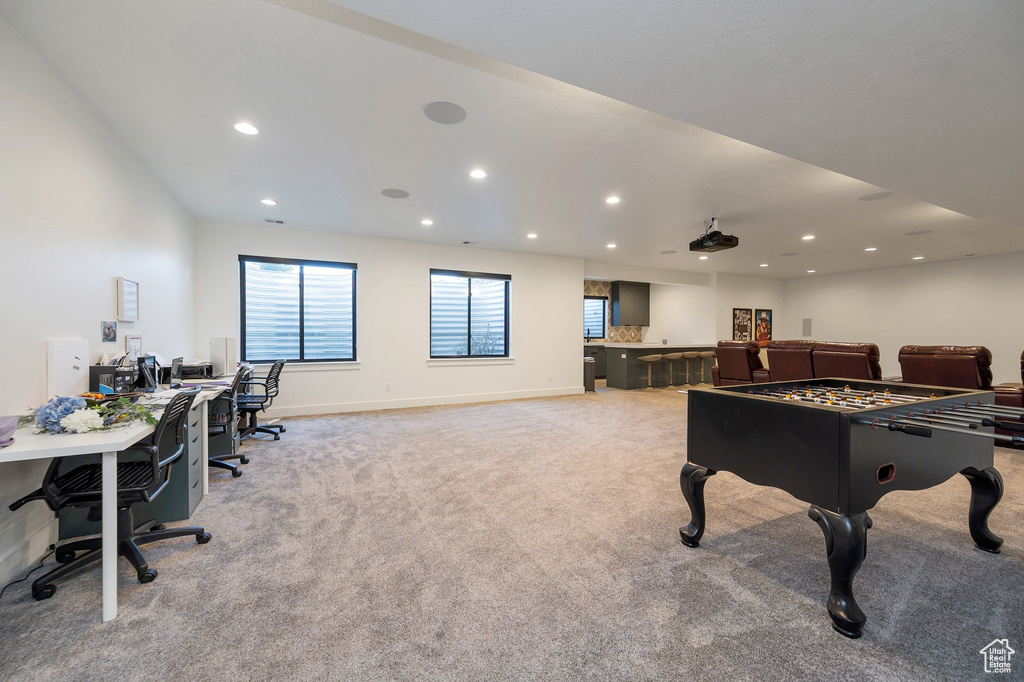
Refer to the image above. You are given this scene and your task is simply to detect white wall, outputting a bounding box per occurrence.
[644,283,717,344]
[0,16,196,585]
[783,253,1024,382]
[713,273,786,343]
[194,220,584,414]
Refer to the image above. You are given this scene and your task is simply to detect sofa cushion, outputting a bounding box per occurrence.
[765,339,816,381]
[811,342,882,380]
[714,340,764,384]
[897,345,993,389]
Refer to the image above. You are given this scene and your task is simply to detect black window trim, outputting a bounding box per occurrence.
[584,295,608,340]
[429,268,511,359]
[239,254,358,364]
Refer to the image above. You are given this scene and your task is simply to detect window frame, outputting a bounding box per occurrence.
[429,268,511,359]
[584,295,608,340]
[239,254,358,364]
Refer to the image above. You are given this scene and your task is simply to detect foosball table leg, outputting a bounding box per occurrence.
[679,463,716,548]
[960,466,1004,553]
[808,507,872,639]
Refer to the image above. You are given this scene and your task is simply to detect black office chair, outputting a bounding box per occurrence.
[8,390,211,601]
[237,360,287,440]
[208,366,249,477]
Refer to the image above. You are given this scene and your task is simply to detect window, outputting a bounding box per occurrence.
[239,255,356,362]
[430,269,510,357]
[584,296,607,340]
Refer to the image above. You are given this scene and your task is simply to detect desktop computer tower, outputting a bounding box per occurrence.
[209,337,237,377]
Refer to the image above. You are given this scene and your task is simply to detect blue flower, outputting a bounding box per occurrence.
[34,396,87,434]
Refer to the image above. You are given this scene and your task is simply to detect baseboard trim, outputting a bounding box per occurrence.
[263,385,584,417]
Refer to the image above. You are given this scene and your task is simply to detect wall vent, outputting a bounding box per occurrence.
[264,218,286,224]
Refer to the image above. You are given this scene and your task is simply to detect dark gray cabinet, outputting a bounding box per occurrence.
[611,281,650,327]
[584,345,607,378]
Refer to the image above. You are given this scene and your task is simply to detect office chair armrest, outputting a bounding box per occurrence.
[239,380,268,391]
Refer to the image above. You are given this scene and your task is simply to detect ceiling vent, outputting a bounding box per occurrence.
[264,218,286,224]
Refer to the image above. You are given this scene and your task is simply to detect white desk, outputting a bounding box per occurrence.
[0,389,224,622]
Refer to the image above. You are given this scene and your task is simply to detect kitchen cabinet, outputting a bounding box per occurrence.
[610,281,650,327]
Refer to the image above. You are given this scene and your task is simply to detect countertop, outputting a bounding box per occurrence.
[585,343,716,349]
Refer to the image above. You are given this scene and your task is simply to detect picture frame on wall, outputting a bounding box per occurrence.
[732,308,752,341]
[755,309,773,345]
[101,320,117,343]
[116,277,139,322]
[125,334,143,363]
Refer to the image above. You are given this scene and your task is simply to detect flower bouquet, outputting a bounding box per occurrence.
[23,395,159,434]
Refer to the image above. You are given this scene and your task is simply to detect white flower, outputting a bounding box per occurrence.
[60,408,104,433]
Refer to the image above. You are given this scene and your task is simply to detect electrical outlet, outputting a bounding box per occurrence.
[547,374,552,382]
[385,383,391,392]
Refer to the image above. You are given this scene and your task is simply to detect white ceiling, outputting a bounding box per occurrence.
[2,0,1022,280]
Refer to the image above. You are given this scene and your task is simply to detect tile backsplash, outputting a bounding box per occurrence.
[584,279,642,343]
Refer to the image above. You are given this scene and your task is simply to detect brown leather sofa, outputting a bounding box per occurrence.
[897,345,993,389]
[711,341,770,386]
[994,349,1024,410]
[764,340,816,381]
[809,342,883,380]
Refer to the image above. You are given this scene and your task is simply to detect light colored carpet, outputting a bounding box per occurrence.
[0,386,1022,681]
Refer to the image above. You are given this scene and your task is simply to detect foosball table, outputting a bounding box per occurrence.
[680,378,1023,638]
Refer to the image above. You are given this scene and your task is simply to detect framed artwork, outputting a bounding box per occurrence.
[101,320,117,343]
[732,308,752,341]
[755,309,773,345]
[116,277,139,322]
[125,334,143,363]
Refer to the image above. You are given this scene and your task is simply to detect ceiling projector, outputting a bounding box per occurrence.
[689,217,739,253]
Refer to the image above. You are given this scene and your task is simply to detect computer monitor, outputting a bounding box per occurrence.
[169,357,183,389]
[137,356,158,393]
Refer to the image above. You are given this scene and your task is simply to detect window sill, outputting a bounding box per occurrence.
[426,357,515,367]
[250,361,360,373]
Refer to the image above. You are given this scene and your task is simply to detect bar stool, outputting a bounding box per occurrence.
[682,351,700,385]
[698,350,717,385]
[638,354,664,389]
[663,352,684,386]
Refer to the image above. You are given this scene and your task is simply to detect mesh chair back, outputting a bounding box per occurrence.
[264,360,286,398]
[227,366,247,400]
[153,389,199,458]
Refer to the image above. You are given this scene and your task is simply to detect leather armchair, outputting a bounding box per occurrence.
[712,341,770,386]
[897,345,993,389]
[811,342,883,380]
[994,349,1024,410]
[765,340,816,382]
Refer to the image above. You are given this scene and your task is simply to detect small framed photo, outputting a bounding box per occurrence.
[755,309,773,345]
[125,334,143,363]
[732,308,752,341]
[102,320,118,343]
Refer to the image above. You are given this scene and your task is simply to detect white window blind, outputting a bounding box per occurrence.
[584,298,606,339]
[240,256,356,362]
[430,270,509,357]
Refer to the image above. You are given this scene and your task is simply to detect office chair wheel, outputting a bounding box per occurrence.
[273,434,280,440]
[33,585,56,601]
[56,550,76,564]
[232,469,243,477]
[196,532,212,544]
[138,569,158,583]
[151,523,166,531]
[279,427,286,433]
[239,456,249,464]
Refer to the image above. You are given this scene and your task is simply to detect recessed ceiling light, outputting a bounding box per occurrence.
[260,198,277,206]
[802,235,815,241]
[660,250,678,255]
[864,247,877,252]
[234,122,259,135]
[527,233,537,239]
[470,169,487,180]
[421,219,433,226]
[859,191,894,201]
[912,256,924,260]
[807,269,816,273]
[759,263,768,267]
[605,195,620,205]
[381,188,409,199]
[606,243,616,249]
[423,101,466,124]
[698,255,708,261]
